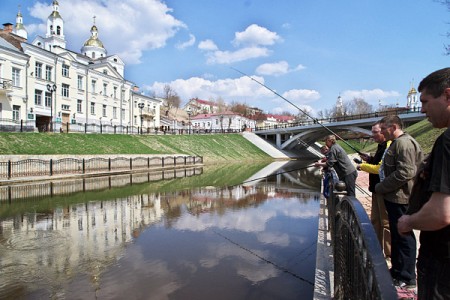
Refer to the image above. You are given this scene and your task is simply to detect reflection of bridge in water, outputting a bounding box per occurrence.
[254,109,425,156]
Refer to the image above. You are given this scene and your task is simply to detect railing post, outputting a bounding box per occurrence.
[162,157,165,168]
[7,160,11,179]
[20,119,23,132]
[174,156,176,166]
[85,123,87,134]
[130,157,132,170]
[184,156,187,165]
[147,157,150,168]
[82,158,85,174]
[50,159,53,176]
[108,158,111,171]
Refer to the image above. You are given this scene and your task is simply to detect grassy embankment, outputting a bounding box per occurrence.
[0,119,443,161]
[0,133,272,164]
[339,119,446,155]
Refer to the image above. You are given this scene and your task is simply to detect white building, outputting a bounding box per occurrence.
[0,1,162,132]
[190,111,256,132]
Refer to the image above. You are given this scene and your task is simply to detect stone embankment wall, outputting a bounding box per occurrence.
[0,154,203,185]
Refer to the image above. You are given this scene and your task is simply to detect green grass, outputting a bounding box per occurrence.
[341,119,446,155]
[0,132,272,163]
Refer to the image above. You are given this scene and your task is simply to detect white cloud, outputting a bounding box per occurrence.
[255,61,306,76]
[28,0,186,64]
[233,24,282,47]
[206,46,271,64]
[199,24,282,65]
[198,39,218,51]
[176,34,196,49]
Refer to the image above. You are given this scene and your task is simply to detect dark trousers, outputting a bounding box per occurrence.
[417,253,450,299]
[384,200,417,284]
[343,170,357,197]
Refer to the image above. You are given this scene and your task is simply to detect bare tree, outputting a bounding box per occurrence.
[345,98,373,115]
[436,0,450,54]
[162,84,181,116]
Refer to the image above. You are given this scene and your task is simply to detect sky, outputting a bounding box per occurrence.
[0,0,449,116]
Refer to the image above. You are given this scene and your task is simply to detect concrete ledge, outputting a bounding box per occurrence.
[314,196,334,299]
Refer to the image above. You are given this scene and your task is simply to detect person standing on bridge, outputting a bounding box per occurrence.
[397,67,450,299]
[375,115,423,292]
[356,121,392,260]
[315,134,357,196]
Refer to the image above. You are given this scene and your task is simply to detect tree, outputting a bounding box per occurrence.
[162,84,181,116]
[229,101,248,116]
[345,98,373,115]
[437,0,450,54]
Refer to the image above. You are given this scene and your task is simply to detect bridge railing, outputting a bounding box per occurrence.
[255,107,422,131]
[326,170,397,299]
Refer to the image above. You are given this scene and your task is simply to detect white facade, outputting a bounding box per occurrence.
[191,111,256,131]
[407,86,419,111]
[0,2,162,132]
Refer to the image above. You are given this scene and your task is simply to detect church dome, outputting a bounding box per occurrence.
[83,25,105,48]
[407,87,417,96]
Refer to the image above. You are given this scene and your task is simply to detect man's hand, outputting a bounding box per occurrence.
[359,153,369,161]
[398,215,413,234]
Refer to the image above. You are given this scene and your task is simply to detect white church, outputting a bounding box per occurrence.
[0,1,162,132]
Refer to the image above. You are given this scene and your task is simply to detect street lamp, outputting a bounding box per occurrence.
[187,108,192,135]
[46,83,56,132]
[138,102,144,134]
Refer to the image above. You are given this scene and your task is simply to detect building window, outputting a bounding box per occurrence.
[121,108,125,119]
[61,84,69,98]
[62,104,70,111]
[77,100,82,113]
[103,83,107,95]
[90,102,95,115]
[113,107,117,119]
[102,104,107,117]
[62,64,69,77]
[35,62,42,79]
[45,66,52,81]
[113,86,117,98]
[34,90,42,106]
[77,75,83,90]
[103,70,108,75]
[45,92,51,107]
[56,26,61,35]
[91,80,96,93]
[12,67,20,86]
[12,105,20,121]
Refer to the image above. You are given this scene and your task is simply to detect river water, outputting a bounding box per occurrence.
[0,160,322,300]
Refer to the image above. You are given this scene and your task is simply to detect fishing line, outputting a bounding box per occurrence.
[231,67,364,155]
[184,205,315,285]
[212,229,315,286]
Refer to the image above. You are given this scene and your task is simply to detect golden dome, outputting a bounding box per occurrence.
[408,87,417,96]
[83,25,105,48]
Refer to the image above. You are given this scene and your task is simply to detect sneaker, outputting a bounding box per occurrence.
[393,279,417,300]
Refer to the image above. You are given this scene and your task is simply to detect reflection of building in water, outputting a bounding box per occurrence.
[186,184,317,215]
[0,193,162,290]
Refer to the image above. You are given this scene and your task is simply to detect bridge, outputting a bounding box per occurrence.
[254,108,426,157]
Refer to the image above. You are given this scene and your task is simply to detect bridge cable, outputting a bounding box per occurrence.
[231,67,363,155]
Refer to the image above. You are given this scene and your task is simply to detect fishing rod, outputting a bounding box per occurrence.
[231,67,364,155]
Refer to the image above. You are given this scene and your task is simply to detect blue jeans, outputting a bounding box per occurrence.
[384,200,417,284]
[417,253,450,299]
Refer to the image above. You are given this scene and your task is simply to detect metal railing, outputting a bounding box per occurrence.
[0,155,203,179]
[255,107,422,131]
[326,170,397,299]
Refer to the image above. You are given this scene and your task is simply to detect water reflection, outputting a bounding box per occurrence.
[0,161,321,300]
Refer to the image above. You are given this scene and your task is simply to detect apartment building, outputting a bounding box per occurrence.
[0,1,161,132]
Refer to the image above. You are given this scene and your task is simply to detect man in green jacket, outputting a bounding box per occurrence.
[375,115,424,292]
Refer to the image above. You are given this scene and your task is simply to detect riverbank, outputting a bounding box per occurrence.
[0,133,273,164]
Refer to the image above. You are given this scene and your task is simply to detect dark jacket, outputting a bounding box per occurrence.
[365,141,388,193]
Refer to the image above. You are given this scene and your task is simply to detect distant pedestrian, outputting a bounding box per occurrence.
[356,121,391,259]
[319,145,331,198]
[397,67,450,299]
[315,135,357,196]
[375,115,424,293]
